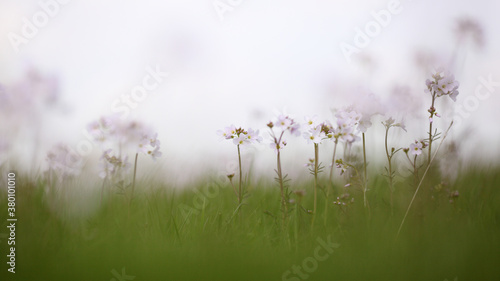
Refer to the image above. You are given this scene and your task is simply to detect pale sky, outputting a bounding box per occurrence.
[1,0,499,185]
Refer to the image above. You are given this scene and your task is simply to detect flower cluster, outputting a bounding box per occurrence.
[302,116,332,144]
[138,133,162,160]
[333,193,354,206]
[217,125,262,146]
[87,115,162,160]
[45,143,83,179]
[426,69,460,101]
[266,114,301,152]
[334,108,362,143]
[335,158,350,176]
[99,149,131,179]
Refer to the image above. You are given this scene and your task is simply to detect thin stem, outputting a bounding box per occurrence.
[413,155,418,188]
[325,139,338,226]
[362,133,368,208]
[277,149,287,226]
[229,178,238,198]
[130,153,139,205]
[384,126,394,212]
[329,139,339,184]
[295,200,299,253]
[311,143,319,227]
[397,122,453,240]
[428,93,436,166]
[100,178,106,207]
[237,144,242,205]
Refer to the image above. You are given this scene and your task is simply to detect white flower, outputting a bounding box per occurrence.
[218,126,260,148]
[303,125,326,144]
[304,115,319,128]
[137,132,162,160]
[99,149,131,178]
[357,116,372,133]
[275,115,292,128]
[232,134,249,146]
[270,140,287,153]
[409,141,423,156]
[216,124,236,140]
[147,146,162,160]
[338,126,356,143]
[149,133,161,147]
[45,143,83,179]
[247,128,263,143]
[426,70,460,101]
[87,115,157,154]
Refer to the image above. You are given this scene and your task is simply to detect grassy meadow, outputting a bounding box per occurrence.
[1,165,499,281]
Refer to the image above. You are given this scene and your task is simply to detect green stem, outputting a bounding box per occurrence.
[295,200,299,252]
[384,127,393,211]
[237,144,242,205]
[130,153,138,205]
[100,178,106,207]
[413,155,418,188]
[329,139,338,184]
[362,133,368,208]
[277,150,287,226]
[312,143,319,227]
[325,139,338,226]
[397,122,454,239]
[428,93,436,166]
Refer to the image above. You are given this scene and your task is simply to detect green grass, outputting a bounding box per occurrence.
[1,166,499,281]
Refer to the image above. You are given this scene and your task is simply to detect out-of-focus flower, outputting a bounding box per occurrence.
[382,117,407,132]
[357,116,372,133]
[87,115,157,152]
[426,69,460,101]
[138,132,162,160]
[335,159,349,176]
[455,17,485,49]
[45,143,83,179]
[304,158,314,168]
[99,149,131,179]
[336,107,361,129]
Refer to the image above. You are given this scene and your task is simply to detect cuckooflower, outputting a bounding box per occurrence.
[409,141,423,156]
[426,69,460,102]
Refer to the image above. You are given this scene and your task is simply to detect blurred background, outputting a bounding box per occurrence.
[1,0,499,186]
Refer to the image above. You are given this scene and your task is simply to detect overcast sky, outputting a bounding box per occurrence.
[1,0,499,185]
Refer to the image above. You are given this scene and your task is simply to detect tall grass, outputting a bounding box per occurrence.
[1,165,499,281]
